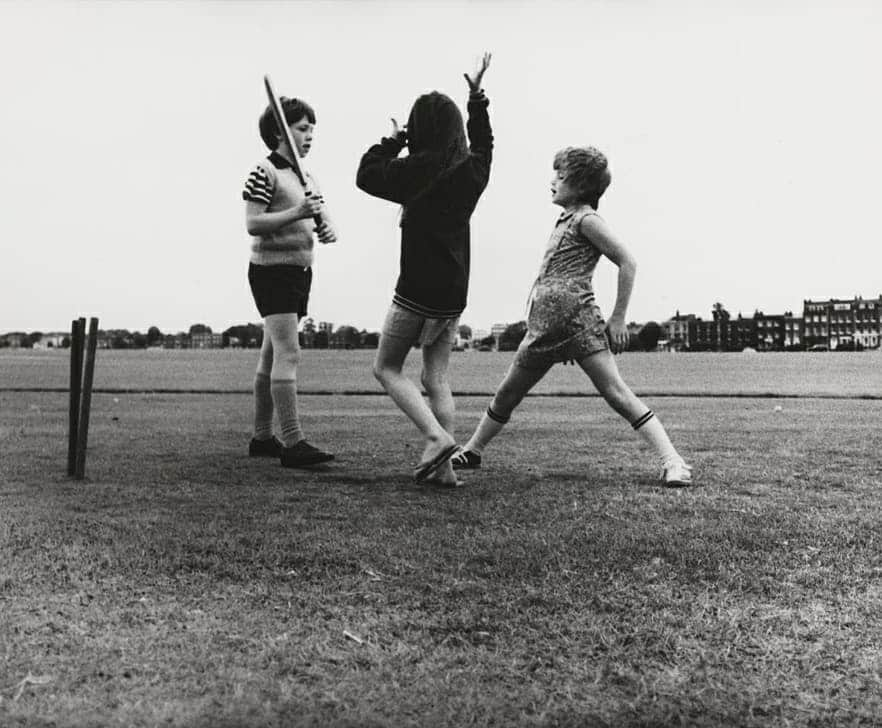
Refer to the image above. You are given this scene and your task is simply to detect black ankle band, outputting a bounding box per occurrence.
[486,406,510,424]
[631,410,655,430]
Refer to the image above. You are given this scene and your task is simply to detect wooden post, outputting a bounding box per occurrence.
[74,317,99,480]
[67,317,86,476]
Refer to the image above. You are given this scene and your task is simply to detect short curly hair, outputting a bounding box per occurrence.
[259,97,316,151]
[553,146,611,208]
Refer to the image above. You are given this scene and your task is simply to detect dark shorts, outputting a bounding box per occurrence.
[248,263,312,318]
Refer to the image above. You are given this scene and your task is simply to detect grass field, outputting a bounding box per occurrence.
[2,351,881,726]
[2,348,882,397]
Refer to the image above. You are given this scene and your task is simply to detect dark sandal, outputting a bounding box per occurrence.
[413,443,459,483]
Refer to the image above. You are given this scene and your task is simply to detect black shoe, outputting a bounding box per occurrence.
[280,439,335,468]
[450,448,482,470]
[249,436,283,457]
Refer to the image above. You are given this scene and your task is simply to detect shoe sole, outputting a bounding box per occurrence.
[662,478,693,487]
[423,478,465,488]
[451,461,480,470]
[280,455,335,468]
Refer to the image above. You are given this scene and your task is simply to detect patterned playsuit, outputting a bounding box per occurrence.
[514,205,609,369]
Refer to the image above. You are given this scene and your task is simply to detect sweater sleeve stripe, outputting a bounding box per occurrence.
[242,167,274,204]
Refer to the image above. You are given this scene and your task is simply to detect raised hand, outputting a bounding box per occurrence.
[390,118,407,143]
[464,52,492,93]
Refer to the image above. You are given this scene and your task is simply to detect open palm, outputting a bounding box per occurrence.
[464,52,492,92]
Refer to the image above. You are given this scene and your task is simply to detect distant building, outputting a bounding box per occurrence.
[190,332,223,349]
[32,332,67,349]
[729,314,757,351]
[754,311,803,350]
[681,305,805,352]
[661,312,696,351]
[163,333,189,349]
[803,295,882,350]
[688,305,732,351]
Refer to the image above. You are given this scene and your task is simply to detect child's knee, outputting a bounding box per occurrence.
[420,369,448,396]
[373,360,398,384]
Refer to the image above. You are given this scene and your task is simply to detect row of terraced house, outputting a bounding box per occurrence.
[661,295,882,352]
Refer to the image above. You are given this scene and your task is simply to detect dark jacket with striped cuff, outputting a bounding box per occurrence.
[356,92,493,318]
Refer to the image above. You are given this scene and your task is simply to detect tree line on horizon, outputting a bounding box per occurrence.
[1,319,664,352]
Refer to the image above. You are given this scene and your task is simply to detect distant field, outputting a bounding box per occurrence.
[1,348,881,397]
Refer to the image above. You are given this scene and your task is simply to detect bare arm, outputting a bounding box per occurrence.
[245,197,323,237]
[580,213,637,354]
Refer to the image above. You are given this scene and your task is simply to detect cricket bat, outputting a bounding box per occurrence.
[263,74,322,226]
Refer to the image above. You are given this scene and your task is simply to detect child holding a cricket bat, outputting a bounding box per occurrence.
[242,95,337,468]
[356,53,493,486]
[451,146,694,487]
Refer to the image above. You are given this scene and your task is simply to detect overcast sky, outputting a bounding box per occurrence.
[2,0,880,334]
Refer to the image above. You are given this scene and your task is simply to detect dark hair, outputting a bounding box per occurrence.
[404,91,469,199]
[258,97,316,150]
[553,146,611,209]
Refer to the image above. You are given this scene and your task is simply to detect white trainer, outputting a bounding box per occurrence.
[660,459,693,487]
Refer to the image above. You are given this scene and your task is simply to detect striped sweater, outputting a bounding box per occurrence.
[242,151,318,267]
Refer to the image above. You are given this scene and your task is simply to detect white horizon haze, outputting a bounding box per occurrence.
[2,1,881,335]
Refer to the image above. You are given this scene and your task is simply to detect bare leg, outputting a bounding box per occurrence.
[462,360,552,455]
[420,334,457,484]
[373,333,455,466]
[577,350,682,466]
[576,350,644,421]
[421,334,455,435]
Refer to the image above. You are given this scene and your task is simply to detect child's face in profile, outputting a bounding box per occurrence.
[551,168,579,208]
[283,115,315,158]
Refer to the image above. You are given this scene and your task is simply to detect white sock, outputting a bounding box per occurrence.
[253,373,274,440]
[465,406,510,455]
[631,410,680,466]
[271,378,303,448]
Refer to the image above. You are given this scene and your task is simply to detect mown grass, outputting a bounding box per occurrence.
[2,348,882,397]
[2,391,881,727]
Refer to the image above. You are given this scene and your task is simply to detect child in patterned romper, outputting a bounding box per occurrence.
[452,146,693,486]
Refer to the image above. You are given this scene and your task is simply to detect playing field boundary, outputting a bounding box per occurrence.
[3,387,881,400]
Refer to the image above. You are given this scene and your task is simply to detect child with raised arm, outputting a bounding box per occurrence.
[242,95,337,468]
[452,146,693,487]
[356,53,493,486]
